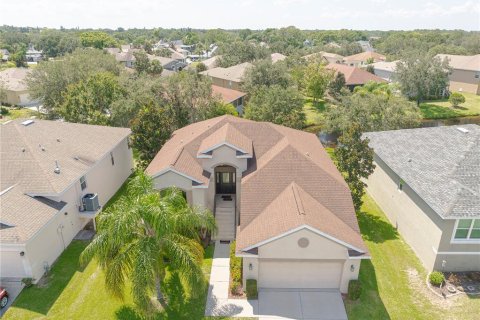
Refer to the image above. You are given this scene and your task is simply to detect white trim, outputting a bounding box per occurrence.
[349,256,371,260]
[432,247,480,255]
[241,224,366,254]
[151,167,203,185]
[450,218,480,244]
[236,253,258,258]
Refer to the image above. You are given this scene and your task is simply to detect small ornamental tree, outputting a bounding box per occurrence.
[334,124,375,211]
[448,92,466,107]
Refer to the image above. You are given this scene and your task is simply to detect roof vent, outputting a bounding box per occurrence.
[457,127,469,133]
[39,144,45,151]
[21,148,25,152]
[21,119,34,126]
[305,152,310,157]
[57,138,61,142]
[54,160,60,174]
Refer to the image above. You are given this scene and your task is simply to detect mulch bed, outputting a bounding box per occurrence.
[428,271,480,297]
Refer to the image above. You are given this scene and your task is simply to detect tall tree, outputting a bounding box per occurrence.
[130,103,175,169]
[303,62,334,102]
[80,31,117,49]
[60,72,124,125]
[334,124,375,211]
[244,85,305,129]
[395,54,450,105]
[328,72,347,98]
[80,173,216,314]
[324,92,421,133]
[217,41,269,67]
[242,59,292,93]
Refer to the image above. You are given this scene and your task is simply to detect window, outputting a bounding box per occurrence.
[222,172,230,183]
[454,219,480,240]
[80,176,87,190]
[475,73,480,79]
[110,152,115,166]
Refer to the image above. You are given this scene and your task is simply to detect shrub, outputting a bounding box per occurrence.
[246,279,258,299]
[449,92,465,107]
[429,271,445,286]
[229,241,243,294]
[21,277,34,288]
[348,280,362,300]
[0,107,8,115]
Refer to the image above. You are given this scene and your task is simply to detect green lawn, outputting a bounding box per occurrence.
[345,195,480,320]
[0,107,40,123]
[419,92,480,119]
[303,97,326,127]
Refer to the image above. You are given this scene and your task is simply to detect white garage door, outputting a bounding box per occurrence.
[258,260,343,289]
[0,251,27,278]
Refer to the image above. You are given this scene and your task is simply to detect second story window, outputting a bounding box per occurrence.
[80,176,87,190]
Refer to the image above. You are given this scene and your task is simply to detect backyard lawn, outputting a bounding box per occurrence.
[419,92,480,119]
[303,97,326,128]
[0,107,40,123]
[345,195,480,320]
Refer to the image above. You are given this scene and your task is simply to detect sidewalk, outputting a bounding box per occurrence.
[205,241,258,318]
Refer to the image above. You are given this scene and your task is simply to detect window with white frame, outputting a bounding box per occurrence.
[80,176,87,190]
[454,219,480,240]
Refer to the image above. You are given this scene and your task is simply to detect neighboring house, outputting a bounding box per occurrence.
[145,115,369,293]
[303,51,344,64]
[326,63,387,90]
[114,51,136,68]
[148,55,187,71]
[25,45,43,63]
[1,49,9,61]
[211,84,247,114]
[199,62,253,91]
[201,55,221,70]
[365,125,480,272]
[0,68,38,106]
[342,51,386,67]
[371,60,398,82]
[0,119,133,282]
[270,53,286,63]
[357,40,374,52]
[436,54,480,95]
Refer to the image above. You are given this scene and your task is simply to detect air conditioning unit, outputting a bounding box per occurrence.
[82,193,100,212]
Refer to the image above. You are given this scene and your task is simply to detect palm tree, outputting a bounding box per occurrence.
[80,172,216,314]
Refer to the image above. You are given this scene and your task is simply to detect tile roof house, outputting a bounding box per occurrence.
[371,60,399,82]
[326,63,387,90]
[0,68,38,106]
[199,62,253,91]
[146,115,369,293]
[436,54,480,95]
[303,51,344,64]
[0,119,133,282]
[365,125,480,271]
[342,51,386,68]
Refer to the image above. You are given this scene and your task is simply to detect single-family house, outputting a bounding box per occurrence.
[148,55,187,71]
[199,62,253,91]
[436,54,480,95]
[303,51,344,64]
[343,51,386,68]
[1,49,9,61]
[25,45,43,63]
[371,60,398,82]
[356,40,374,52]
[0,68,38,106]
[326,63,387,90]
[200,55,221,70]
[0,119,133,282]
[211,85,247,114]
[145,115,369,293]
[365,125,480,272]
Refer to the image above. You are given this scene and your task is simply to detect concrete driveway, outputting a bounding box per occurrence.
[0,280,24,317]
[258,289,348,320]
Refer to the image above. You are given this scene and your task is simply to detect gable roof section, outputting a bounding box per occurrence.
[436,54,480,72]
[211,85,246,104]
[1,119,130,195]
[343,51,386,62]
[326,63,387,86]
[198,123,253,157]
[236,182,367,253]
[365,125,480,219]
[200,62,253,83]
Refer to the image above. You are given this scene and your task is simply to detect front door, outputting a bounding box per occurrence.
[216,171,236,194]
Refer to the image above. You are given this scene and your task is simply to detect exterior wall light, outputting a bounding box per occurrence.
[20,251,25,256]
[350,264,355,272]
[249,263,253,271]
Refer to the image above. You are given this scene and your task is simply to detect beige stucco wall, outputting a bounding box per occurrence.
[208,76,243,91]
[366,155,480,271]
[2,89,34,106]
[10,137,134,282]
[448,69,480,94]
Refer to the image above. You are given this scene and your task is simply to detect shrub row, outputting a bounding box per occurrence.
[230,241,242,294]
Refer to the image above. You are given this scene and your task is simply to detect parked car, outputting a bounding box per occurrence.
[0,287,8,308]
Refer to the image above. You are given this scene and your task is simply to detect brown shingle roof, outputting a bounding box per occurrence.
[211,85,246,104]
[1,119,131,195]
[146,116,365,254]
[198,123,252,157]
[343,51,386,62]
[326,63,387,86]
[199,62,253,83]
[0,68,31,91]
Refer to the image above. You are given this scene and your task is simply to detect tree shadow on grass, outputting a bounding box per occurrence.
[357,210,399,243]
[11,241,91,315]
[345,259,391,320]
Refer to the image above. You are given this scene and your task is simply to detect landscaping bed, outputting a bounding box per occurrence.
[427,271,480,298]
[228,241,246,299]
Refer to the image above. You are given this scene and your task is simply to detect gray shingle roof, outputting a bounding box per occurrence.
[365,124,480,219]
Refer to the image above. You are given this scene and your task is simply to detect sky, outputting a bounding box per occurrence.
[1,0,479,30]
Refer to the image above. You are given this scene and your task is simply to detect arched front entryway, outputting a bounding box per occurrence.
[215,165,237,195]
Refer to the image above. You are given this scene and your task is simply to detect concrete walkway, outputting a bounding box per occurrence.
[205,241,348,319]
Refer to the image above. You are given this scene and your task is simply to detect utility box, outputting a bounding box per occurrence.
[82,193,100,212]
